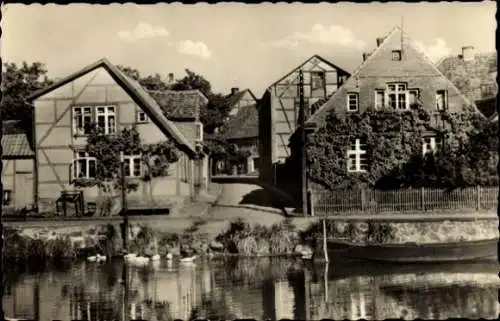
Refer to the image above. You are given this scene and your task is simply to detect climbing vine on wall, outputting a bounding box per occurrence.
[306,106,496,191]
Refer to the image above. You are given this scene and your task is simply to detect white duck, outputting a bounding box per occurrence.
[180,255,197,263]
[96,254,107,262]
[149,254,161,262]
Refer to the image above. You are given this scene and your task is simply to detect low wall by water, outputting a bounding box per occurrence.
[3,217,499,261]
[328,219,499,244]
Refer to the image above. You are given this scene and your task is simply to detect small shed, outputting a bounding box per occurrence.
[1,119,36,208]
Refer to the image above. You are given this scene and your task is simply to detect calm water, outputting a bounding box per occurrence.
[3,256,499,320]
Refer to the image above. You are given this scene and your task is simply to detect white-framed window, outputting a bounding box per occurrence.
[74,152,97,179]
[375,90,385,109]
[387,83,408,110]
[72,106,93,136]
[436,90,447,111]
[96,106,116,134]
[195,122,204,142]
[347,139,368,172]
[136,108,148,123]
[392,50,402,61]
[422,136,441,156]
[347,93,359,112]
[123,155,142,177]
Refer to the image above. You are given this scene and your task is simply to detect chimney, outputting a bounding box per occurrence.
[376,37,384,47]
[461,46,476,62]
[231,87,239,95]
[168,73,174,83]
[362,52,371,61]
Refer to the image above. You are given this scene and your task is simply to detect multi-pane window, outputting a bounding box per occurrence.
[347,139,368,172]
[311,71,325,91]
[392,50,402,61]
[195,122,204,142]
[73,107,93,135]
[436,90,447,111]
[123,155,142,177]
[347,93,359,112]
[375,90,385,109]
[74,152,97,179]
[136,108,148,123]
[72,105,117,135]
[96,106,116,134]
[422,136,441,156]
[387,83,408,110]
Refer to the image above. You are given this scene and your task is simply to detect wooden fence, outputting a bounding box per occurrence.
[313,186,498,215]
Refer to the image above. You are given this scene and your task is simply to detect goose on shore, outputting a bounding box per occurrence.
[180,255,197,263]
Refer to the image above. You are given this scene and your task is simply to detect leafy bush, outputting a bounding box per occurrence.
[366,221,396,245]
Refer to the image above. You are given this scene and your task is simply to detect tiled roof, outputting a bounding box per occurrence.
[225,89,257,108]
[2,120,35,158]
[438,52,497,103]
[27,58,198,158]
[224,104,259,140]
[149,89,208,120]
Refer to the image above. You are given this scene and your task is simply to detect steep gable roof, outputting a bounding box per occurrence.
[27,58,197,158]
[307,26,479,127]
[225,89,258,108]
[224,104,259,140]
[149,89,208,120]
[266,54,351,90]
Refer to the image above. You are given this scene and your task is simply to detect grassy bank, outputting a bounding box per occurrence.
[3,216,498,262]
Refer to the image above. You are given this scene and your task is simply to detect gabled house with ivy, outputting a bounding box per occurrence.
[288,26,486,202]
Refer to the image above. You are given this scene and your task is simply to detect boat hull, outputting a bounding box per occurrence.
[329,238,499,263]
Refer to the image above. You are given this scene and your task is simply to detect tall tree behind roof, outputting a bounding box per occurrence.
[1,61,54,121]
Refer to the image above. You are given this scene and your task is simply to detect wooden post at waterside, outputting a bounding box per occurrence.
[322,219,329,262]
[120,152,129,253]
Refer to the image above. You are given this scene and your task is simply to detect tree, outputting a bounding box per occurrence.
[1,61,54,121]
[170,68,211,96]
[74,125,179,214]
[117,65,171,91]
[171,69,231,135]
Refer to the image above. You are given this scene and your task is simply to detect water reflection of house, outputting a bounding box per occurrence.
[273,280,295,320]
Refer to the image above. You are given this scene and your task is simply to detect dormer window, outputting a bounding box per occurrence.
[392,50,402,61]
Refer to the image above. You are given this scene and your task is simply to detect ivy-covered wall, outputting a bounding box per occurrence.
[288,107,497,193]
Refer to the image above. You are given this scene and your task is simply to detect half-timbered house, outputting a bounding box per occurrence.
[27,58,203,213]
[257,55,351,184]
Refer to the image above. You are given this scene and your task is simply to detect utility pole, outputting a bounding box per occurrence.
[120,152,129,253]
[299,69,308,216]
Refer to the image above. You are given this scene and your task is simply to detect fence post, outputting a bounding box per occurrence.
[476,185,481,210]
[420,187,425,211]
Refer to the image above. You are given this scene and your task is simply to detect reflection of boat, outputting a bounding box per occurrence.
[320,259,499,280]
[328,238,498,263]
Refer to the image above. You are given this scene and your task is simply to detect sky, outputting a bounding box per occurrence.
[1,2,497,97]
